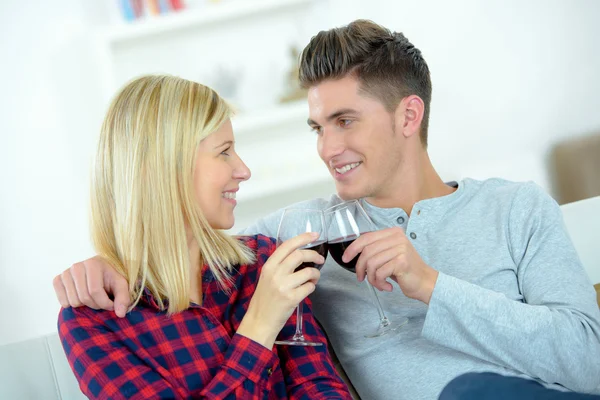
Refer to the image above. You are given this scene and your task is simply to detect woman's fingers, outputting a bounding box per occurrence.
[287,266,321,289]
[269,232,320,266]
[282,249,325,273]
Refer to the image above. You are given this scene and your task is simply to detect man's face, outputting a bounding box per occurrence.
[307,75,406,201]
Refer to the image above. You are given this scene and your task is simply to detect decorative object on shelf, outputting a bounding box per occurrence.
[159,0,171,13]
[119,0,137,21]
[169,0,186,10]
[104,0,313,45]
[207,66,243,110]
[145,0,160,15]
[117,0,186,22]
[279,45,307,104]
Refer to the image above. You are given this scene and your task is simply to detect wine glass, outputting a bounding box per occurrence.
[325,200,408,337]
[274,208,328,346]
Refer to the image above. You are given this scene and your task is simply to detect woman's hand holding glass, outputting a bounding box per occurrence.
[272,209,328,346]
[237,232,324,349]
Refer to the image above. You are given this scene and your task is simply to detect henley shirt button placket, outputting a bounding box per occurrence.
[397,216,405,224]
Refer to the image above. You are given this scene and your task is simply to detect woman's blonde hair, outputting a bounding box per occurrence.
[91,75,254,315]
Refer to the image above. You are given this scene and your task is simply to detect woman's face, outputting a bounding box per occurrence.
[193,120,250,230]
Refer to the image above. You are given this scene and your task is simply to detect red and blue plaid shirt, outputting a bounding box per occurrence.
[58,235,351,399]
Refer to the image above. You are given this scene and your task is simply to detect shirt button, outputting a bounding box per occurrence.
[267,367,273,376]
[397,216,405,224]
[410,232,417,239]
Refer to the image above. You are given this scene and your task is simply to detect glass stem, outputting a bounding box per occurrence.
[292,302,305,340]
[366,281,390,327]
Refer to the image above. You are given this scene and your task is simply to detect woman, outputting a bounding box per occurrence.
[57,75,351,399]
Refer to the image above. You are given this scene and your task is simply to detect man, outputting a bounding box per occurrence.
[54,20,600,399]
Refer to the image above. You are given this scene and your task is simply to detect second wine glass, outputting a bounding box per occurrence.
[274,208,328,346]
[325,200,408,337]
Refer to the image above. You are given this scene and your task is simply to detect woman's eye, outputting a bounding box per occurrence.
[221,148,231,156]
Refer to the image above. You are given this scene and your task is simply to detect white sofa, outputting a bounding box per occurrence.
[561,196,600,286]
[1,196,599,399]
[0,332,86,399]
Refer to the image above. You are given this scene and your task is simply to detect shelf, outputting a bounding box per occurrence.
[237,170,331,202]
[101,0,313,45]
[232,100,309,137]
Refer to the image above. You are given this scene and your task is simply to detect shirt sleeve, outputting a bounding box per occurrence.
[200,333,280,398]
[58,308,279,399]
[421,183,600,393]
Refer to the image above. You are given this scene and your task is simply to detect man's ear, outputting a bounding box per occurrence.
[395,95,424,139]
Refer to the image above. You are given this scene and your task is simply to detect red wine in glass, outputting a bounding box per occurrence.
[327,234,359,273]
[274,208,327,347]
[295,240,328,272]
[325,199,407,337]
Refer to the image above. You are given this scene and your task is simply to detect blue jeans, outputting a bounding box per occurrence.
[439,373,600,400]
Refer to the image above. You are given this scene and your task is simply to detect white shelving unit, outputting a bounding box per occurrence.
[232,100,331,201]
[94,0,317,101]
[233,100,308,136]
[100,0,313,45]
[92,0,333,220]
[238,167,331,202]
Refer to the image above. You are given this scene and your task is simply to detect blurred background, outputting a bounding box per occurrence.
[1,0,599,346]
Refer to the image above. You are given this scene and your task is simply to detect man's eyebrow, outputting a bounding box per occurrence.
[307,108,359,126]
[213,140,233,149]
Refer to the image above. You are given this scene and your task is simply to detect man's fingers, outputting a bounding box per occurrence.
[61,269,82,307]
[81,260,114,311]
[373,263,396,292]
[343,229,396,263]
[354,239,397,280]
[53,275,70,308]
[106,271,131,318]
[363,248,399,286]
[342,234,370,263]
[70,263,101,309]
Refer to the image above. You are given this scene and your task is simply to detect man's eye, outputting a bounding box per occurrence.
[311,126,323,135]
[339,119,352,127]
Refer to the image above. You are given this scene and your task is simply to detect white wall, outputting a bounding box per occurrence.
[1,0,599,346]
[361,0,600,189]
[0,0,106,346]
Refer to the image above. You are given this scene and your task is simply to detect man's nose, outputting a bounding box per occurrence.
[318,129,345,163]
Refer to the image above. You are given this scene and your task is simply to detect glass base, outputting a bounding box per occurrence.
[364,316,409,338]
[275,335,323,347]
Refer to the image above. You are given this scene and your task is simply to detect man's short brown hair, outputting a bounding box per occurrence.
[299,19,432,147]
